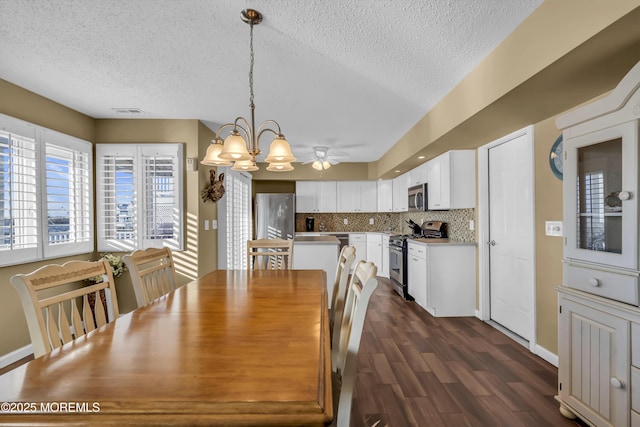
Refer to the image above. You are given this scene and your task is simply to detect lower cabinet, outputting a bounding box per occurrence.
[407,241,475,317]
[557,288,640,427]
[407,242,427,308]
[349,233,367,269]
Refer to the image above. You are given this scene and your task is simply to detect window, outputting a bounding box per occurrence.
[223,170,252,270]
[0,114,93,266]
[96,144,184,252]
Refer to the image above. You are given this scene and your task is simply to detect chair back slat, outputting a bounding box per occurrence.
[330,245,356,363]
[45,308,62,351]
[247,238,293,271]
[11,259,120,358]
[333,260,378,427]
[123,247,177,307]
[57,304,73,343]
[83,294,96,332]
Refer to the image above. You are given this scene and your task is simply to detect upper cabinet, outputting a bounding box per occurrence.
[377,180,393,212]
[427,150,476,210]
[295,181,337,213]
[392,173,409,212]
[563,122,638,271]
[337,181,377,213]
[408,162,429,187]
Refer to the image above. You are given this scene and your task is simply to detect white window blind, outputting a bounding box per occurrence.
[96,144,183,252]
[0,113,93,266]
[225,171,252,270]
[43,131,93,258]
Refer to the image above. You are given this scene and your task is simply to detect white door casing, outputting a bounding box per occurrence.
[478,125,537,352]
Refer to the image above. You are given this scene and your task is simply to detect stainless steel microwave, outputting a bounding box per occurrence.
[408,184,428,212]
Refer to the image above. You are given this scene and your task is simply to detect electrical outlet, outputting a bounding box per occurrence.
[212,219,218,230]
[469,220,475,231]
[369,218,374,225]
[343,218,348,225]
[204,220,209,231]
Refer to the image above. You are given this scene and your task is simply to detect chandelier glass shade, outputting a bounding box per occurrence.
[201,138,232,166]
[202,9,295,172]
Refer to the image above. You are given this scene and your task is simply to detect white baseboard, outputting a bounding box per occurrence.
[0,344,33,369]
[534,344,558,367]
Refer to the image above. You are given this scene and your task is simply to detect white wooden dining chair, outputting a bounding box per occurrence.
[332,260,378,427]
[123,247,177,307]
[10,259,120,358]
[247,238,293,270]
[330,245,356,353]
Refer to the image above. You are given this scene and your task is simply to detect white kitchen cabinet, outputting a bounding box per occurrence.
[408,162,429,187]
[337,181,377,213]
[427,150,476,210]
[407,241,476,317]
[380,234,390,278]
[407,242,427,309]
[377,180,393,212]
[392,172,409,212]
[295,181,337,213]
[366,233,383,273]
[555,61,640,426]
[563,120,638,272]
[557,288,634,427]
[349,233,367,267]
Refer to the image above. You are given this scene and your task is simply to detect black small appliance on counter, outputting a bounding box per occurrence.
[305,217,315,232]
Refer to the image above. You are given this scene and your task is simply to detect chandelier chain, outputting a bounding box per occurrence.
[249,22,255,107]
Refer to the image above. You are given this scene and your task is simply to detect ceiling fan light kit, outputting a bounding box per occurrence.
[312,160,331,171]
[306,145,340,171]
[201,9,295,172]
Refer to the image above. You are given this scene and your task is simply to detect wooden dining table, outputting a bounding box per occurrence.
[0,269,333,426]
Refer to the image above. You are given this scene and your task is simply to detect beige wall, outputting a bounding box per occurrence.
[533,118,565,354]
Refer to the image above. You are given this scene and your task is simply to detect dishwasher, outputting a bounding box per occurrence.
[330,233,349,251]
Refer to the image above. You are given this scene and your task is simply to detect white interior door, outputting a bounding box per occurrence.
[487,131,535,341]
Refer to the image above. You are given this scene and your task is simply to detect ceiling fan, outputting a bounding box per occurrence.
[303,146,341,171]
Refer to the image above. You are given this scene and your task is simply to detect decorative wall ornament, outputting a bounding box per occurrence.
[202,170,225,203]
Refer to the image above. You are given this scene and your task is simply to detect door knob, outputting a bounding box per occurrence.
[488,240,496,246]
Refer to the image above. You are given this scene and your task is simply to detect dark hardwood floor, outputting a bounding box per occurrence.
[350,277,586,427]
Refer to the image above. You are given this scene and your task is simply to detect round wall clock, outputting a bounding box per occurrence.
[549,134,563,180]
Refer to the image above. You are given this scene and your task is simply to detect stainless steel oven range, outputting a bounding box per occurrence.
[389,234,413,301]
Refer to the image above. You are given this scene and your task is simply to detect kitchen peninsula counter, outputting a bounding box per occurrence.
[293,236,340,307]
[294,235,341,244]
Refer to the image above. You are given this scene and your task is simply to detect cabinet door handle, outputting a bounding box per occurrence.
[589,278,600,287]
[618,191,632,201]
[488,240,496,246]
[610,377,625,389]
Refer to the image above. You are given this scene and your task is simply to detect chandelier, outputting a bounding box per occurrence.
[201,9,296,172]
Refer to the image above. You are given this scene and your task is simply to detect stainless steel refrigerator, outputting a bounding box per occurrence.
[254,193,295,240]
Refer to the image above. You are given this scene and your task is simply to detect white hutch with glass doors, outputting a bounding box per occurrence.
[556,61,640,427]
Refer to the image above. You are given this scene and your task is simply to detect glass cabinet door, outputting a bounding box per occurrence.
[564,121,637,270]
[576,137,622,254]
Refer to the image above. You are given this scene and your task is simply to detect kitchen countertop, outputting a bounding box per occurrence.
[408,237,476,246]
[293,235,341,244]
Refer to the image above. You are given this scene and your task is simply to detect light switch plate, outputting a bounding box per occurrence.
[369,218,374,225]
[545,221,563,236]
[343,218,348,225]
[204,220,209,231]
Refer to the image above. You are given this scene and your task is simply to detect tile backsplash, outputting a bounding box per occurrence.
[296,208,476,242]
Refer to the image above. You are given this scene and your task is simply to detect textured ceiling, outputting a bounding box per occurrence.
[0,0,542,163]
